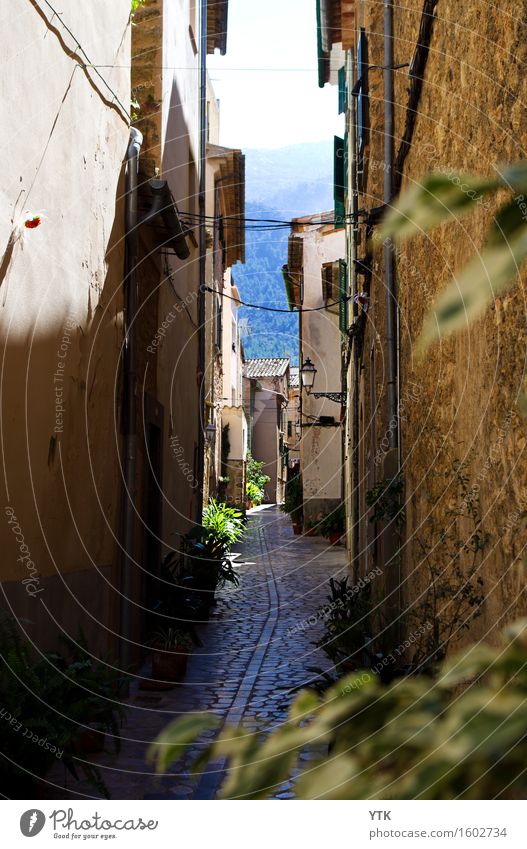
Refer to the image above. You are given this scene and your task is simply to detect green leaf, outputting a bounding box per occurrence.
[288,689,320,720]
[295,754,359,800]
[379,172,501,241]
[147,714,219,773]
[417,199,527,353]
[500,161,527,194]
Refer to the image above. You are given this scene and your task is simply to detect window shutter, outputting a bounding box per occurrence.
[338,259,348,333]
[338,66,346,114]
[334,135,345,228]
[357,28,369,187]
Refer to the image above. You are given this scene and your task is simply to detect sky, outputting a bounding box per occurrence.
[207,0,343,150]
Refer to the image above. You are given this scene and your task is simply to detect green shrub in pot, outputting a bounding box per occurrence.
[318,504,345,542]
[149,627,194,683]
[280,474,303,526]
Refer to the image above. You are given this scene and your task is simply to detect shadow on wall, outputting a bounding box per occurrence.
[0,163,130,660]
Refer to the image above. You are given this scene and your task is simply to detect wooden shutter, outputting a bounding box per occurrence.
[339,259,348,333]
[334,135,345,228]
[338,66,346,114]
[357,27,369,187]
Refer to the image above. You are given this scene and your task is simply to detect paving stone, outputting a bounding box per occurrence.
[44,507,345,800]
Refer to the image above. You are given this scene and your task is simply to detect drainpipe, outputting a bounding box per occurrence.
[120,126,143,672]
[383,0,398,452]
[196,0,208,521]
[383,1,402,643]
[348,48,360,582]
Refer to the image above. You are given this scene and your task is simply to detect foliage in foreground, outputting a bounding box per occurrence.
[0,617,125,797]
[149,619,527,799]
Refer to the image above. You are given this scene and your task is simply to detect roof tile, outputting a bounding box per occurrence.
[244,358,290,379]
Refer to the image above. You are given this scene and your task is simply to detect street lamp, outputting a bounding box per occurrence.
[301,357,345,405]
[300,358,317,392]
[205,422,216,443]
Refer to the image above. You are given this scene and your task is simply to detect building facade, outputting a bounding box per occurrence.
[317,0,527,649]
[202,130,246,505]
[0,0,131,655]
[0,0,237,664]
[244,358,290,504]
[284,367,301,474]
[284,213,346,525]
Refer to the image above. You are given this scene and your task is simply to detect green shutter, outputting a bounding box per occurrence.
[334,136,345,227]
[316,0,325,88]
[339,259,348,334]
[338,66,346,114]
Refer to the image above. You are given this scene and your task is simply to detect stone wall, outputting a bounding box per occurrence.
[357,0,527,646]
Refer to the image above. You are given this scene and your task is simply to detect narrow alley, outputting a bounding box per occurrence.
[46,508,345,800]
[4,0,527,824]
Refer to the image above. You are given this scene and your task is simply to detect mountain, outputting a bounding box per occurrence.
[244,140,333,217]
[234,142,334,362]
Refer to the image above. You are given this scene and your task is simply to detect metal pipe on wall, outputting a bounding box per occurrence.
[196,0,208,521]
[383,0,402,645]
[120,126,143,671]
[347,47,360,581]
[383,0,398,452]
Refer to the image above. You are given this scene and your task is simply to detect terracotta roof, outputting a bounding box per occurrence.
[244,358,290,379]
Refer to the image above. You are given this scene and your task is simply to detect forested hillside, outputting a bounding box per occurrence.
[234,142,333,362]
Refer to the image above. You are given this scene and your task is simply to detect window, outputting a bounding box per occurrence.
[356,28,369,189]
[338,66,346,114]
[215,294,222,351]
[287,420,293,438]
[322,261,339,303]
[334,135,345,228]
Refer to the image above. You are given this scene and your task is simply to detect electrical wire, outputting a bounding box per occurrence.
[179,210,367,230]
[205,286,349,314]
[41,0,132,121]
[88,64,322,72]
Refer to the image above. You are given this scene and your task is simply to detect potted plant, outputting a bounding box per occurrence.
[280,474,303,533]
[184,499,244,609]
[0,616,124,798]
[318,504,345,545]
[150,627,194,684]
[304,520,318,537]
[151,501,245,625]
[246,481,262,509]
[315,576,372,671]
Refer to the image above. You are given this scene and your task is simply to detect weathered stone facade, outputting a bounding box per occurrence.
[348,1,527,647]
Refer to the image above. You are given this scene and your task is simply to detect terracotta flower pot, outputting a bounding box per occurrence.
[328,531,343,546]
[151,647,189,683]
[74,728,106,754]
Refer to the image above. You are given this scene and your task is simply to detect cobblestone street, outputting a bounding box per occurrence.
[47,506,346,800]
